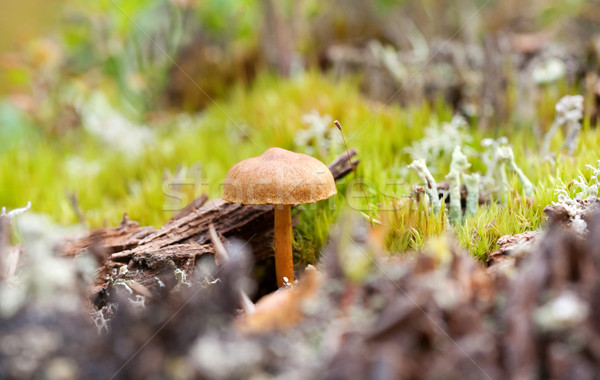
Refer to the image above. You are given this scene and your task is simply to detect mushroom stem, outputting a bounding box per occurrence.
[274,204,294,287]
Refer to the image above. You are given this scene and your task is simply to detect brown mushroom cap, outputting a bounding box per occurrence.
[222,147,337,205]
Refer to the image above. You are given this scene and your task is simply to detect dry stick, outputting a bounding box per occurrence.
[334,120,373,226]
[66,191,86,227]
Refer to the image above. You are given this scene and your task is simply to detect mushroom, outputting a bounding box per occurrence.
[222,147,337,287]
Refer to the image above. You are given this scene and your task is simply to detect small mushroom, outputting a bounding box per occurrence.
[222,147,337,287]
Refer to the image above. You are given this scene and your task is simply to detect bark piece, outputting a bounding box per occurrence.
[487,230,539,268]
[61,214,155,256]
[169,193,209,221]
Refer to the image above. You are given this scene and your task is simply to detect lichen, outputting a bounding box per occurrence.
[534,291,588,331]
[463,173,480,216]
[404,115,472,174]
[546,160,600,235]
[445,170,462,224]
[173,268,192,292]
[446,146,473,223]
[498,146,534,198]
[91,304,117,334]
[481,136,508,188]
[294,110,341,155]
[407,159,441,213]
[0,201,31,220]
[542,95,584,156]
[409,146,482,223]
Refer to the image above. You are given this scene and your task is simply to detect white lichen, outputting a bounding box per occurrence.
[450,146,471,174]
[571,215,588,235]
[80,92,154,157]
[407,159,441,213]
[463,173,480,217]
[480,136,508,188]
[446,146,475,224]
[404,115,472,173]
[1,202,31,220]
[113,281,134,295]
[586,160,600,183]
[294,110,341,155]
[532,57,566,85]
[173,268,192,291]
[190,334,263,378]
[368,40,407,84]
[408,146,482,222]
[534,291,588,331]
[445,170,462,225]
[1,202,31,280]
[128,295,146,309]
[542,95,584,156]
[91,304,117,334]
[1,213,87,318]
[498,146,534,198]
[548,160,600,235]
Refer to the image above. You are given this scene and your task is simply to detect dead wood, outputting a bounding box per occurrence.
[543,198,600,227]
[486,230,539,269]
[169,193,209,222]
[61,213,155,256]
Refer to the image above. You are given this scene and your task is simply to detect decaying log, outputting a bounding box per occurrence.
[90,242,215,305]
[60,214,155,257]
[64,149,359,304]
[169,193,209,222]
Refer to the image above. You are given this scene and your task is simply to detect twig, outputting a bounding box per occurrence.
[335,120,373,226]
[66,191,86,226]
